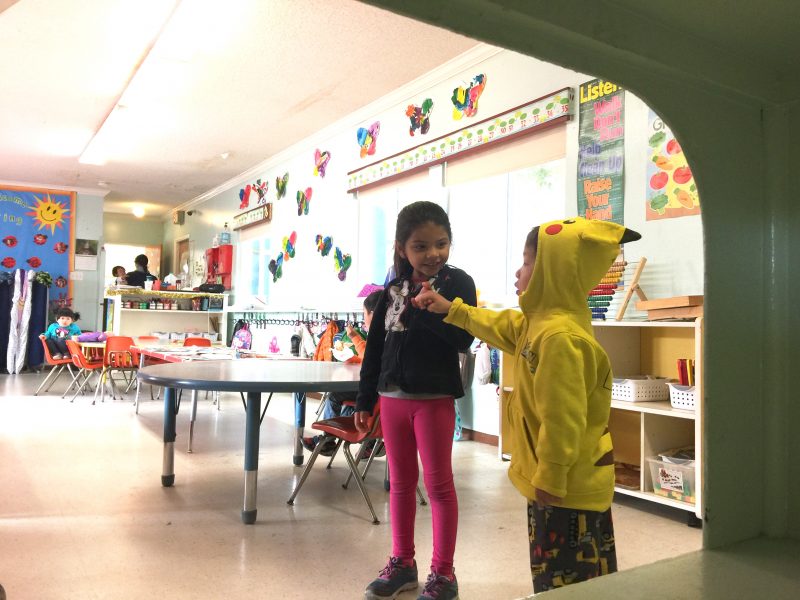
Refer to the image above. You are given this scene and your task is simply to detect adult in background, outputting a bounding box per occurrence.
[126,254,152,288]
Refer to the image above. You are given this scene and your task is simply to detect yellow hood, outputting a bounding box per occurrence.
[519,217,631,318]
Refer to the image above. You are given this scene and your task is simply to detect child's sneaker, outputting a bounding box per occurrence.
[52,353,63,360]
[364,556,418,599]
[417,570,459,599]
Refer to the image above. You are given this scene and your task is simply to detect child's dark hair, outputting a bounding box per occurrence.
[525,226,540,254]
[112,265,125,277]
[363,290,383,313]
[134,254,149,268]
[55,307,80,321]
[393,201,452,278]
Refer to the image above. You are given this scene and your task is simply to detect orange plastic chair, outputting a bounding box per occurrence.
[34,335,76,396]
[65,339,105,404]
[183,337,211,347]
[102,336,137,401]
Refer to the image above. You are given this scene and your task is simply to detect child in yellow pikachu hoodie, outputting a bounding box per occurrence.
[414,217,641,593]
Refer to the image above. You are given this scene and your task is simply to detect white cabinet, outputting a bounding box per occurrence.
[104,290,228,342]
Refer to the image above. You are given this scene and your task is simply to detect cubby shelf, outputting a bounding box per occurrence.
[499,318,703,519]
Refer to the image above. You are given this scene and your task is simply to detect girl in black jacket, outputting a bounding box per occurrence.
[356,201,476,600]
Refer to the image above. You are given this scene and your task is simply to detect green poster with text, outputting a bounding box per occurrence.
[577,79,625,224]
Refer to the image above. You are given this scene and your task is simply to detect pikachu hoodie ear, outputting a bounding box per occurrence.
[620,228,642,244]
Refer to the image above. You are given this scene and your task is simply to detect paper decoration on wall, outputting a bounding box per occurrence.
[239,179,270,209]
[356,121,380,158]
[268,231,298,283]
[406,98,434,136]
[451,74,486,120]
[275,172,289,199]
[314,149,331,178]
[239,184,252,209]
[333,246,352,281]
[296,188,312,216]
[315,234,333,257]
[645,110,700,220]
[28,194,71,234]
[268,254,283,282]
[282,231,297,259]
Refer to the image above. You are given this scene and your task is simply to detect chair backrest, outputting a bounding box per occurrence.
[104,335,136,368]
[39,335,70,365]
[136,336,159,344]
[184,337,211,347]
[65,339,98,369]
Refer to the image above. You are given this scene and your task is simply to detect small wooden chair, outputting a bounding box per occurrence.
[34,335,76,396]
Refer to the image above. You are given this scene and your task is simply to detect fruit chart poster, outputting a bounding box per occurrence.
[577,79,625,225]
[0,186,75,300]
[645,110,700,220]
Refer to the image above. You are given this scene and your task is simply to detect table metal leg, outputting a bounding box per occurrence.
[293,391,306,466]
[242,391,261,524]
[135,352,145,414]
[188,389,198,453]
[162,386,178,487]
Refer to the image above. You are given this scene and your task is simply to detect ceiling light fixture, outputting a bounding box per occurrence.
[132,206,146,218]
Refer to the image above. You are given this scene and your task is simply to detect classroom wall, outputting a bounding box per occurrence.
[103,213,164,246]
[164,47,705,436]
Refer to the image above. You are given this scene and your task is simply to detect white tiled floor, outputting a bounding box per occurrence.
[0,370,701,599]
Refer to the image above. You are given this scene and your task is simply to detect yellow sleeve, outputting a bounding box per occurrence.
[530,333,598,498]
[444,298,524,355]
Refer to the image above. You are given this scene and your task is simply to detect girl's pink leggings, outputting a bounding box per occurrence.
[380,394,457,576]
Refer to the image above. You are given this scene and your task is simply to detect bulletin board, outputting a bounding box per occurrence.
[0,185,75,304]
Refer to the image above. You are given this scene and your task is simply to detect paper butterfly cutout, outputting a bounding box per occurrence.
[282,231,297,260]
[406,98,434,136]
[315,234,333,257]
[275,172,289,199]
[334,246,352,281]
[239,184,252,209]
[254,179,269,204]
[451,73,486,120]
[296,187,312,216]
[356,121,380,158]
[268,253,283,282]
[314,149,331,178]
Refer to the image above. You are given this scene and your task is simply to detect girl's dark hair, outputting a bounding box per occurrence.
[134,254,149,268]
[55,307,79,321]
[112,265,125,277]
[525,226,540,254]
[393,201,452,278]
[362,290,383,313]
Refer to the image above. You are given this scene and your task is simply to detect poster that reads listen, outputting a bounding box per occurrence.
[577,79,625,224]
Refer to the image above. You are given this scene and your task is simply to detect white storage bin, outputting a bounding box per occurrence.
[612,377,670,402]
[169,332,187,341]
[668,383,697,410]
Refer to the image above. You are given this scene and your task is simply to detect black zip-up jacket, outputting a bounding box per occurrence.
[356,264,477,414]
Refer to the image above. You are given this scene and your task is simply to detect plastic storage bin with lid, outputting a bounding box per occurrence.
[646,446,696,504]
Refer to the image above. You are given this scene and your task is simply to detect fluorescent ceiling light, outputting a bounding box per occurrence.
[132,206,146,218]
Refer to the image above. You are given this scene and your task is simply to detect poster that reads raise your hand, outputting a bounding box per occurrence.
[577,79,625,224]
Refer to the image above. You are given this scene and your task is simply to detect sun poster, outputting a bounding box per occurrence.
[0,186,75,303]
[577,79,625,224]
[645,111,700,220]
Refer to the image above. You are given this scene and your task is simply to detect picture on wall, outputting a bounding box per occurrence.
[406,98,434,136]
[576,78,625,224]
[357,121,380,158]
[0,186,74,303]
[451,73,486,120]
[74,238,98,271]
[645,110,701,220]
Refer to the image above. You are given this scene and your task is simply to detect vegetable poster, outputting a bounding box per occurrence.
[646,111,700,220]
[0,186,74,302]
[577,79,625,224]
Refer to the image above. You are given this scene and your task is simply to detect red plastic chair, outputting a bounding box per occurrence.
[65,339,105,404]
[101,336,137,401]
[286,402,429,523]
[184,337,211,347]
[34,335,76,396]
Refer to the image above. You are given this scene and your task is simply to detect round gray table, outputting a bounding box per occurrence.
[138,360,361,524]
